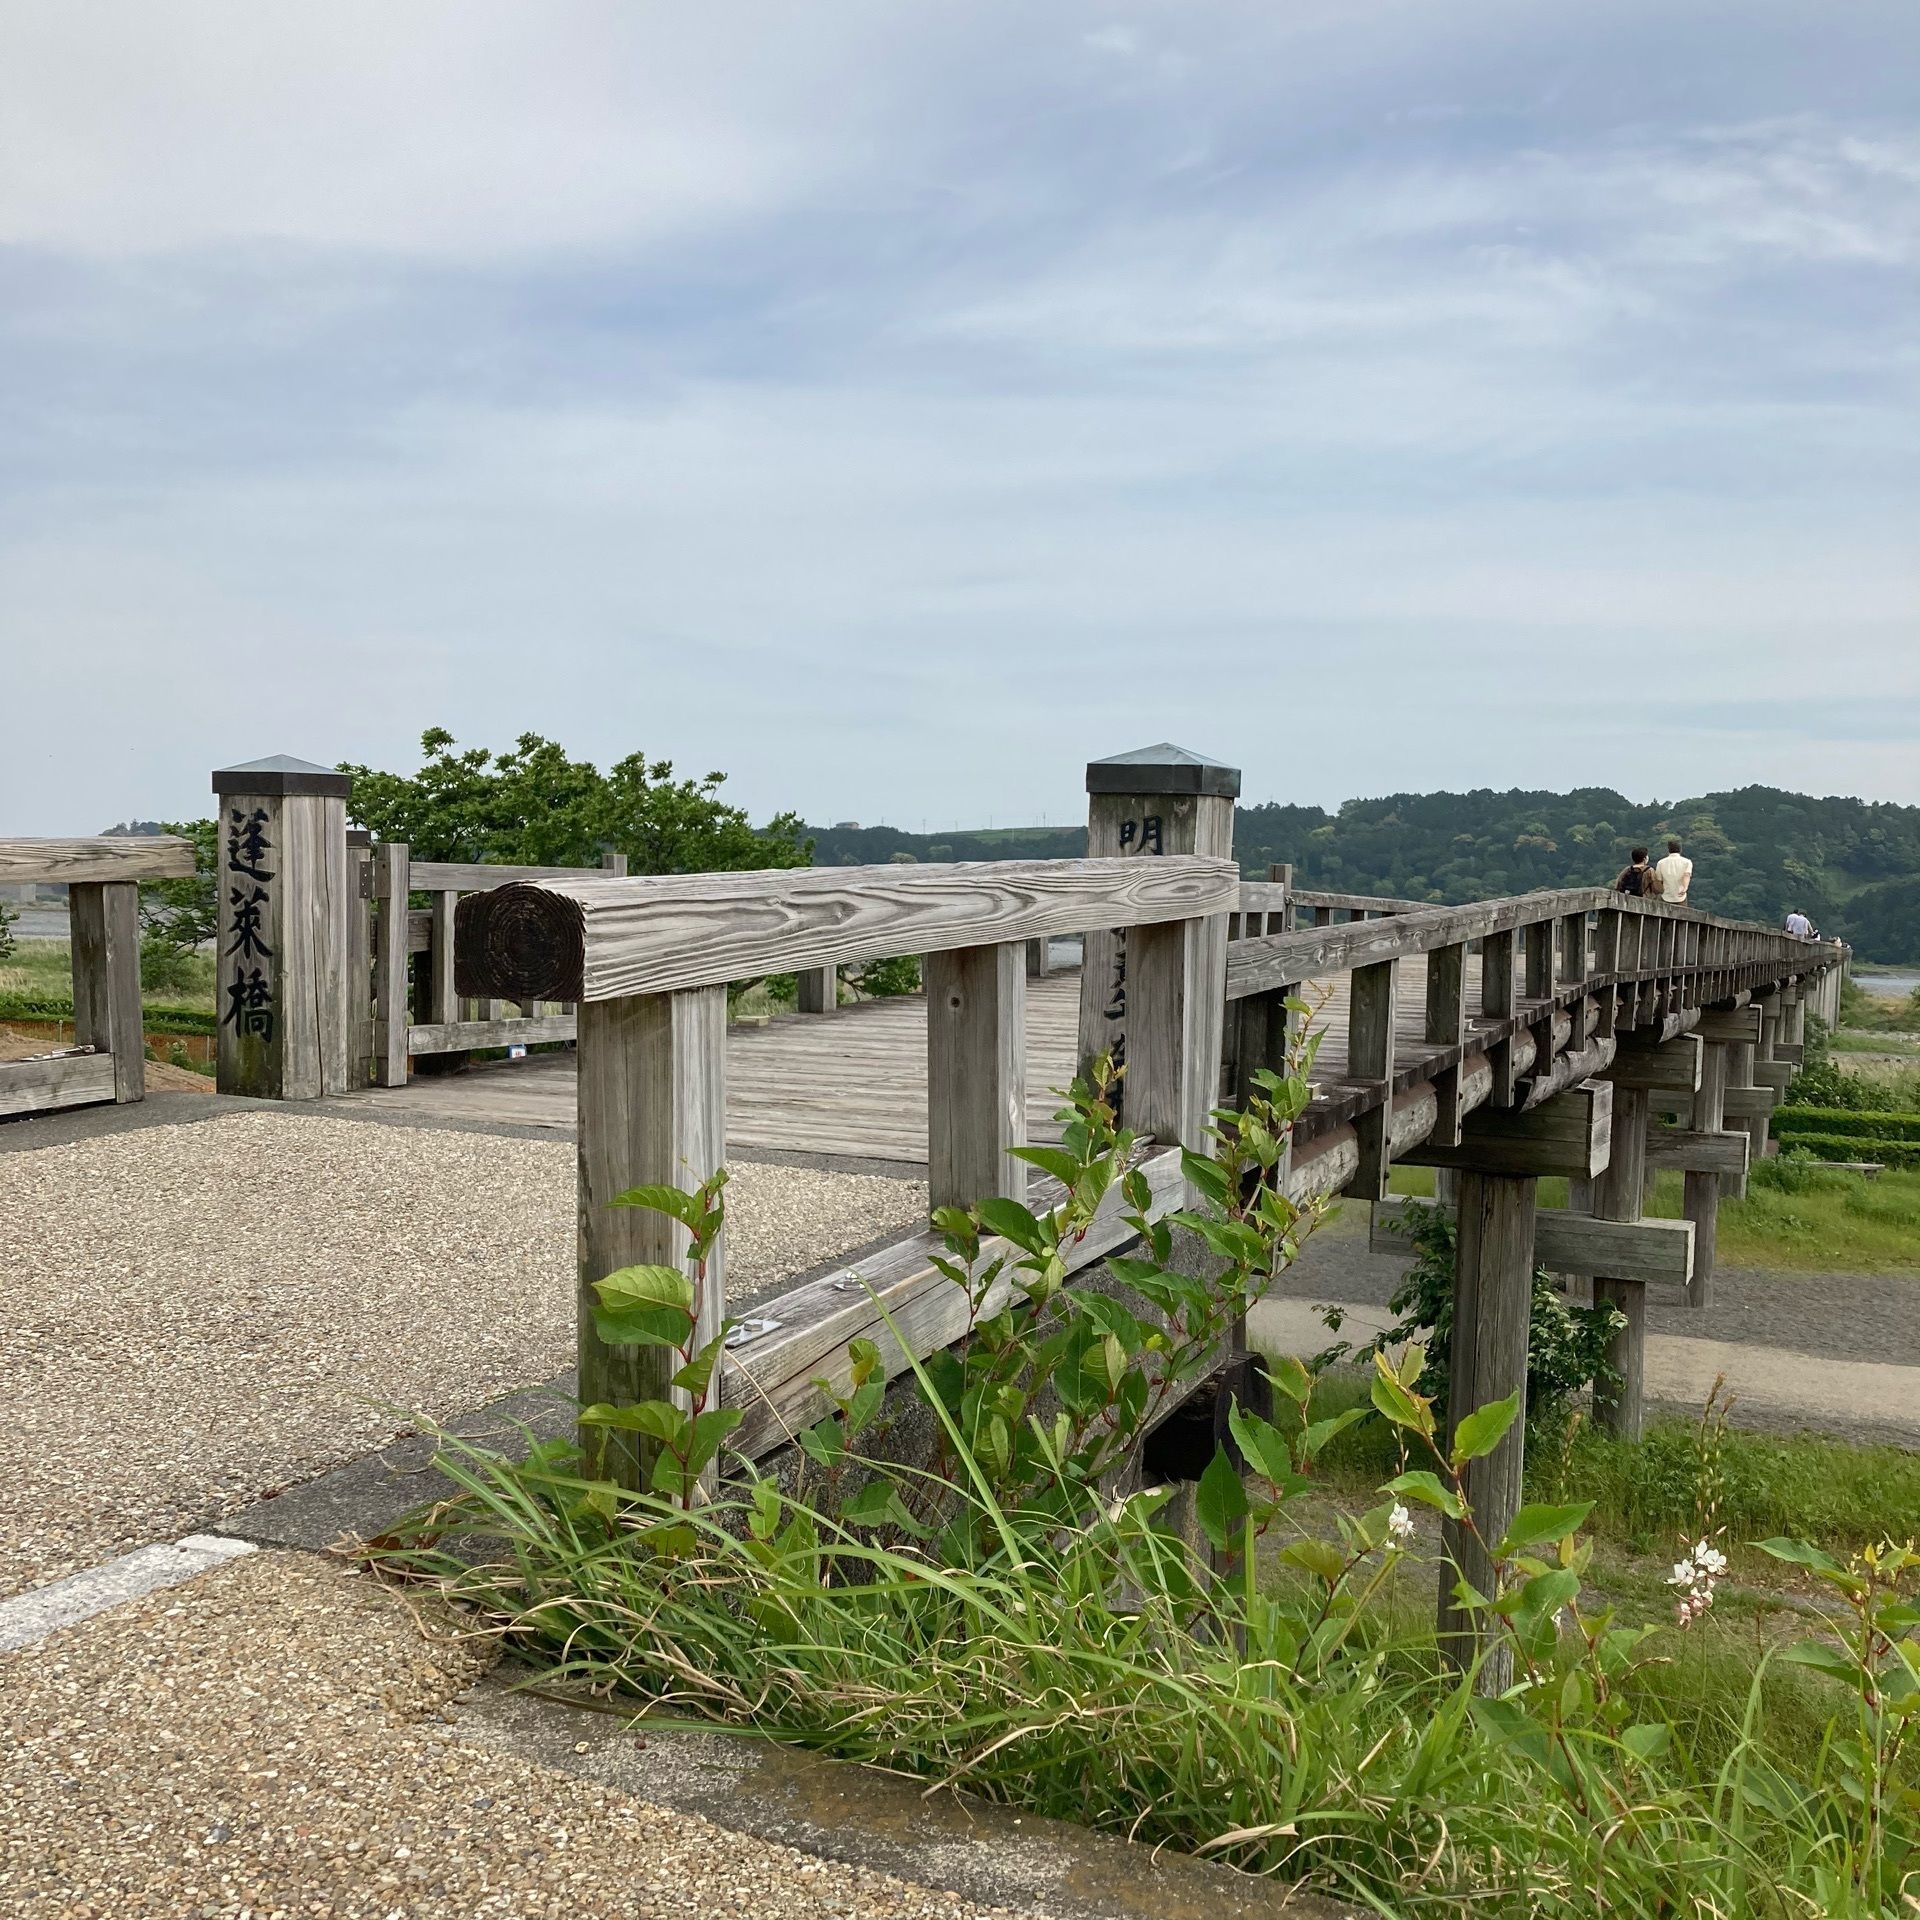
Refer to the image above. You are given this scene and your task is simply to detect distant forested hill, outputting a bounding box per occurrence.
[811,785,1920,961]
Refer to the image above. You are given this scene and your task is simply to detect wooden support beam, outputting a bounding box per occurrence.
[1231,985,1297,1110]
[1025,936,1053,979]
[1644,1127,1751,1179]
[69,880,144,1103]
[1686,1039,1729,1308]
[1438,1170,1536,1693]
[346,835,374,1090]
[925,942,1027,1211]
[1403,1079,1612,1180]
[1601,1033,1702,1092]
[1344,959,1397,1199]
[1591,1086,1648,1439]
[1523,918,1553,1002]
[796,964,837,1014]
[1698,1006,1763,1045]
[407,1015,578,1053]
[1373,1196,1694,1289]
[371,842,411,1089]
[577,987,727,1493]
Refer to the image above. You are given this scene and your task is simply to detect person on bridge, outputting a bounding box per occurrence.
[1784,909,1814,937]
[1654,837,1693,904]
[1614,847,1656,896]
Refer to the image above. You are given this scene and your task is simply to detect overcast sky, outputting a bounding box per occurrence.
[4,2,1916,834]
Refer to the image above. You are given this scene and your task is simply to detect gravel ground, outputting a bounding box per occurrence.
[0,1113,924,1598]
[0,1547,1031,1920]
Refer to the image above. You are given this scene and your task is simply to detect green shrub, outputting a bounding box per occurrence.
[1321,1199,1622,1436]
[1774,1107,1920,1143]
[855,953,921,998]
[1776,1133,1920,1170]
[0,899,16,962]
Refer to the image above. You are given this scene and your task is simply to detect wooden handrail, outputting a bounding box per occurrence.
[455,854,1240,1005]
[1227,887,1824,1001]
[0,836,196,886]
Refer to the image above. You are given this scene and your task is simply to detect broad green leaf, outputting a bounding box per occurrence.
[1180,1149,1232,1207]
[1755,1537,1846,1578]
[1195,1444,1250,1551]
[671,1330,730,1398]
[683,1406,743,1473]
[1300,1408,1367,1460]
[1007,1144,1087,1187]
[1265,1352,1312,1405]
[1619,1723,1671,1763]
[1516,1567,1580,1622]
[1779,1641,1861,1685]
[609,1183,703,1225]
[1227,1404,1295,1489]
[1370,1362,1433,1436]
[1384,1469,1466,1519]
[595,1263,694,1314]
[977,1195,1049,1254]
[1280,1537,1348,1584]
[1449,1393,1520,1468]
[1497,1502,1594,1558]
[579,1399,684,1442]
[848,1336,881,1386]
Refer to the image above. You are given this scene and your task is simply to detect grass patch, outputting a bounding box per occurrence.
[1832,1030,1920,1058]
[1281,1368,1920,1557]
[0,938,217,1021]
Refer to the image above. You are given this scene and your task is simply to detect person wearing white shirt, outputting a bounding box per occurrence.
[1784,911,1813,937]
[1654,839,1692,904]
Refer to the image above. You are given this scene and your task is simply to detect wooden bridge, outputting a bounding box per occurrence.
[1,745,1842,1677]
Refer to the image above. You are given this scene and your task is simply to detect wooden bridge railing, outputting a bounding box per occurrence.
[0,836,195,1116]
[452,853,1239,1483]
[360,846,627,1087]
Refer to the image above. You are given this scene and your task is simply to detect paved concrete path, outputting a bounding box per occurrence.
[1252,1208,1920,1448]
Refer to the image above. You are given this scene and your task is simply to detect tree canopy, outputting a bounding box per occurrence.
[341,730,812,876]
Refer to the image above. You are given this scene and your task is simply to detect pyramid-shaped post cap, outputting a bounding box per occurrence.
[212,753,352,799]
[1085,743,1240,799]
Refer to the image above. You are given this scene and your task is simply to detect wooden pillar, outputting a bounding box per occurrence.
[345,830,374,1089]
[1078,746,1237,1124]
[211,756,352,1099]
[925,942,1026,1210]
[429,891,459,1024]
[1427,941,1467,1148]
[1685,1041,1728,1308]
[577,986,727,1492]
[69,880,144,1102]
[1439,1170,1537,1693]
[371,842,411,1088]
[1481,927,1517,1105]
[1346,959,1398,1198]
[1128,912,1223,1152]
[796,965,837,1014]
[1592,1085,1649,1439]
[1025,937,1052,979]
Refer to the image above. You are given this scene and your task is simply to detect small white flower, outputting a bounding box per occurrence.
[1386,1502,1415,1548]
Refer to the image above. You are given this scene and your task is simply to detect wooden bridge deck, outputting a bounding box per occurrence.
[329,956,1456,1162]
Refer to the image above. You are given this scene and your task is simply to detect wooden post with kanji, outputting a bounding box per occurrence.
[211,755,353,1100]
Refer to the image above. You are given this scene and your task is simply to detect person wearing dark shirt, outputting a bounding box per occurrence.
[1614,847,1655,895]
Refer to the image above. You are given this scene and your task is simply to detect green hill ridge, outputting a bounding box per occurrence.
[808,784,1920,963]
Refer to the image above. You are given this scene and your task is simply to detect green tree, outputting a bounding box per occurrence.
[138,818,219,951]
[340,729,812,875]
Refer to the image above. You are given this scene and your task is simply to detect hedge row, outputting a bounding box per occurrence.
[1778,1133,1920,1171]
[1774,1105,1920,1143]
[0,993,219,1037]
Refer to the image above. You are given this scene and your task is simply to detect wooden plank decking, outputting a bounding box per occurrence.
[326,951,1494,1163]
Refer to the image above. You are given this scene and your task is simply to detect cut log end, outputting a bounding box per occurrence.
[454,884,586,1003]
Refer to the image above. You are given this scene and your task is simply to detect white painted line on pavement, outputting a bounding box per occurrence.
[0,1534,257,1653]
